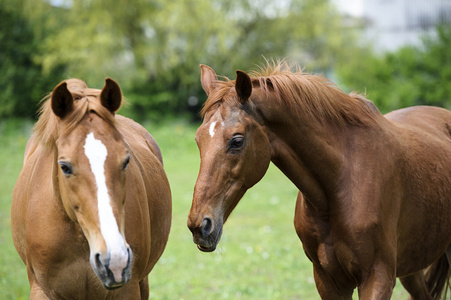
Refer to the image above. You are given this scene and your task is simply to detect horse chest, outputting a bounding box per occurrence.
[296,205,360,283]
[302,229,363,289]
[303,231,343,273]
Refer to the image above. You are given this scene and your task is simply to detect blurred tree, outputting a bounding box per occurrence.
[127,0,364,121]
[10,0,362,121]
[0,1,65,118]
[337,24,451,113]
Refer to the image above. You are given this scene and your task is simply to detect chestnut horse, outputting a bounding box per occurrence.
[11,78,171,299]
[187,62,451,299]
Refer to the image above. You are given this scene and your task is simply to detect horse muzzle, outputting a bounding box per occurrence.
[188,216,223,252]
[90,246,133,290]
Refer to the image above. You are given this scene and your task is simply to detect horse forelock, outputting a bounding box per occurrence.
[201,61,378,126]
[200,77,237,118]
[34,79,118,150]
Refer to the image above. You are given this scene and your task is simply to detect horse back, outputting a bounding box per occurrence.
[385,105,451,140]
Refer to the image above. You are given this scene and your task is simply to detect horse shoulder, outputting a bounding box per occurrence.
[12,138,48,263]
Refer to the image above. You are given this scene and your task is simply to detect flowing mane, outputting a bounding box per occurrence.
[201,61,379,126]
[34,78,118,149]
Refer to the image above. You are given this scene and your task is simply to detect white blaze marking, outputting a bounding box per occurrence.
[84,132,127,281]
[209,121,217,137]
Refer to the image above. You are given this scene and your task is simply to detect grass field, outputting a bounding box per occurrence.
[0,118,410,299]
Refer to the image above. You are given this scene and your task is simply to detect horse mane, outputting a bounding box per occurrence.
[34,79,118,150]
[201,61,379,126]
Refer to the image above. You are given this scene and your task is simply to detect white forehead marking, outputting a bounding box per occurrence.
[208,111,224,138]
[84,132,127,279]
[209,121,217,138]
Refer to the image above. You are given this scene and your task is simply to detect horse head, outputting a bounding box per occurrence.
[187,65,271,252]
[51,78,132,289]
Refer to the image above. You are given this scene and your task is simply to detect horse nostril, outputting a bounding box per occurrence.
[201,217,213,237]
[95,253,102,268]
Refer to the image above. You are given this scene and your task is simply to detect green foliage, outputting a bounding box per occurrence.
[116,0,361,121]
[8,0,450,121]
[0,1,65,119]
[337,24,451,113]
[5,0,362,121]
[0,119,33,299]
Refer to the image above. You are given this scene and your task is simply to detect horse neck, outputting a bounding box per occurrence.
[251,91,355,210]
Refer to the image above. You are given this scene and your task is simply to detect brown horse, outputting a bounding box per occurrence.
[187,62,451,299]
[11,78,171,299]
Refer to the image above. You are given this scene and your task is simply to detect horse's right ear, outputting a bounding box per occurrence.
[200,64,217,96]
[51,82,73,119]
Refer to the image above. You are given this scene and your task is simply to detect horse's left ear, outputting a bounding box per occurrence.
[100,78,122,113]
[235,70,252,103]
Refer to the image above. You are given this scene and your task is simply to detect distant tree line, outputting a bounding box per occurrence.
[0,0,363,121]
[337,25,451,113]
[0,3,65,118]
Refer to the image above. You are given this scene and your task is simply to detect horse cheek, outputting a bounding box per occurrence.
[245,142,271,188]
[58,179,78,222]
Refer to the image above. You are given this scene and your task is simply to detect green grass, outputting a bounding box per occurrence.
[0,119,411,299]
[0,119,33,300]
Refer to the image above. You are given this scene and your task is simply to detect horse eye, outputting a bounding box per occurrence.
[123,156,131,170]
[58,162,73,176]
[229,136,245,150]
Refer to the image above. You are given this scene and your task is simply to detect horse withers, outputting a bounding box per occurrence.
[11,78,171,299]
[187,62,451,299]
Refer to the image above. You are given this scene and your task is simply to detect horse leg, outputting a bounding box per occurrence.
[313,264,353,300]
[357,261,396,299]
[399,272,432,300]
[139,276,150,300]
[424,254,450,300]
[400,253,450,300]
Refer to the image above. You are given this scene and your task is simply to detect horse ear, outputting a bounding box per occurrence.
[200,64,218,96]
[235,70,252,102]
[100,78,122,113]
[51,81,73,119]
